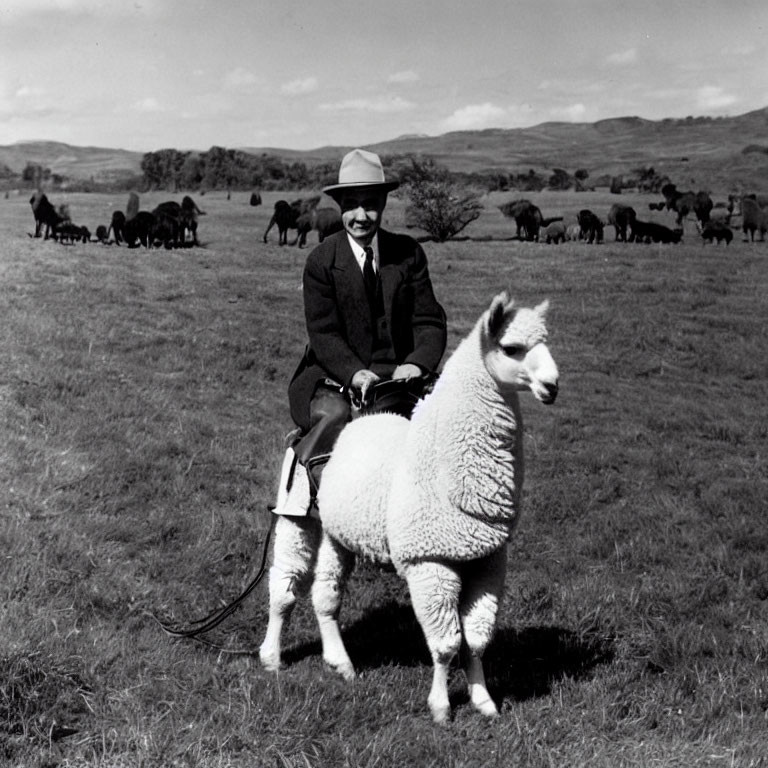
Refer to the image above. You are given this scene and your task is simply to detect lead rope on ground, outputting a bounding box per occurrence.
[151,379,429,651]
[149,513,275,647]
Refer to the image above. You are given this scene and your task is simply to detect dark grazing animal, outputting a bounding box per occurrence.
[576,209,604,243]
[296,207,343,247]
[95,224,109,243]
[180,195,205,245]
[516,205,543,241]
[671,192,696,224]
[250,192,262,207]
[661,183,712,226]
[30,192,65,239]
[660,183,692,221]
[123,211,156,248]
[108,211,126,245]
[607,203,636,242]
[55,222,91,244]
[263,196,321,245]
[693,191,714,224]
[152,201,183,248]
[263,200,296,245]
[700,223,733,245]
[498,199,543,241]
[739,197,767,242]
[630,219,683,244]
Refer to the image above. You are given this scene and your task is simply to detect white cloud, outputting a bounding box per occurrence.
[606,48,637,65]
[439,103,507,132]
[0,82,55,117]
[281,77,319,96]
[133,96,163,113]
[387,70,419,84]
[551,103,588,121]
[223,67,260,90]
[319,96,415,113]
[695,85,737,110]
[719,43,756,57]
[0,0,159,16]
[15,85,46,98]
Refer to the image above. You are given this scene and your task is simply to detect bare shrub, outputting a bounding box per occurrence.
[400,158,483,242]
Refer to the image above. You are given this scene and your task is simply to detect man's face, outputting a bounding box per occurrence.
[338,189,387,246]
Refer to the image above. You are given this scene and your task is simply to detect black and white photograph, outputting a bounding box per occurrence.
[1,1,766,766]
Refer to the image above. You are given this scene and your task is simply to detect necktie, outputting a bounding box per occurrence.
[363,246,377,305]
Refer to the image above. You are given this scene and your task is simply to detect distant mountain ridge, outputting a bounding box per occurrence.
[2,106,767,191]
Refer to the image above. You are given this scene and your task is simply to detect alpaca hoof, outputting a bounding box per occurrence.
[259,646,282,672]
[429,702,451,724]
[324,658,356,681]
[471,696,499,718]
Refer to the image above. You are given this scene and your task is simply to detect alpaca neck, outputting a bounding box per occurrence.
[441,321,521,416]
[425,323,524,523]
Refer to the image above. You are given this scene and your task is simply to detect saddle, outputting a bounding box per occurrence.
[294,375,437,504]
[350,374,437,419]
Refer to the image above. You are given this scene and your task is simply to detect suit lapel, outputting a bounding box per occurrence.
[331,235,372,335]
[378,230,405,334]
[330,230,405,351]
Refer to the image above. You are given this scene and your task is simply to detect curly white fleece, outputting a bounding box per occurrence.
[318,315,523,568]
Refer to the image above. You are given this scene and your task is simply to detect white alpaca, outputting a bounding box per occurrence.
[260,293,559,722]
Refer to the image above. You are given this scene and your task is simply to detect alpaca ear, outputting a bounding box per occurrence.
[535,299,550,319]
[486,292,510,339]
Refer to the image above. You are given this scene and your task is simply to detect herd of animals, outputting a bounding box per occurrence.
[28,191,206,248]
[498,184,768,246]
[27,181,768,249]
[26,189,344,249]
[261,195,343,246]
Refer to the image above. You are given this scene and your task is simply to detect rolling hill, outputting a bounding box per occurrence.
[0,141,144,184]
[2,106,768,192]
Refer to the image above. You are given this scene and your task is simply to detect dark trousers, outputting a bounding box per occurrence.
[291,385,351,495]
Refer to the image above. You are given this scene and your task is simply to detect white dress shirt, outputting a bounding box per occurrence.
[346,233,379,275]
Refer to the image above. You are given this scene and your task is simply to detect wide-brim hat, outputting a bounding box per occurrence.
[323,149,399,199]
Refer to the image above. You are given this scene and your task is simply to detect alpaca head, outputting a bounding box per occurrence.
[481,292,559,404]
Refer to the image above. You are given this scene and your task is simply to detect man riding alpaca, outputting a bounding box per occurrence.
[274,149,447,516]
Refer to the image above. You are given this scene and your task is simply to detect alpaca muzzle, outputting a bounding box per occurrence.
[540,381,559,405]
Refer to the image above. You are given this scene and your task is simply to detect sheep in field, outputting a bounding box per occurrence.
[565,223,582,241]
[260,293,560,722]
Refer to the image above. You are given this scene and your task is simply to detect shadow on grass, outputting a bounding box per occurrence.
[485,624,615,704]
[282,600,614,705]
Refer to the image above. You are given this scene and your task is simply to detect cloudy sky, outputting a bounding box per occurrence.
[1,0,766,152]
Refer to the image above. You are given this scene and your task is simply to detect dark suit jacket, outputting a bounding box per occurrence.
[288,228,447,430]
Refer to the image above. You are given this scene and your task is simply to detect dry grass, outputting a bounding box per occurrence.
[1,190,767,767]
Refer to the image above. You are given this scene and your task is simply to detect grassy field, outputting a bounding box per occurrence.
[1,190,767,767]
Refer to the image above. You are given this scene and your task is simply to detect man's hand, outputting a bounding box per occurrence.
[350,369,381,406]
[391,363,422,381]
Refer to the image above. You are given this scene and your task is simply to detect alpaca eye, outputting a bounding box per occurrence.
[502,344,524,357]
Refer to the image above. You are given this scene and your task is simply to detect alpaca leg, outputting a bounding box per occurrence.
[403,560,462,723]
[459,548,507,717]
[311,532,356,680]
[259,515,320,671]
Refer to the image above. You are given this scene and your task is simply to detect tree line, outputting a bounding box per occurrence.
[139,147,341,192]
[10,146,671,200]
